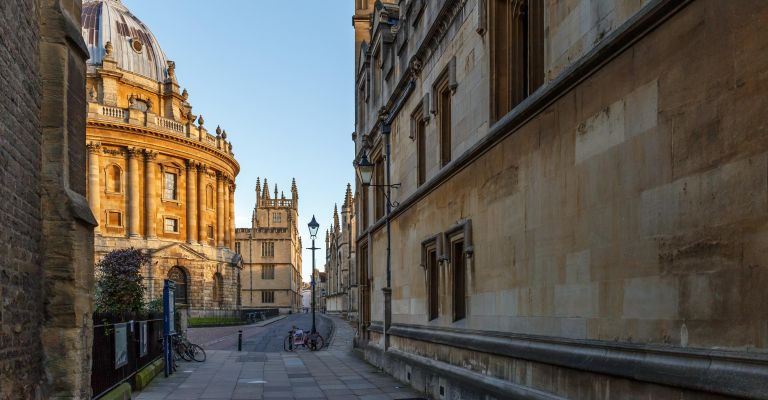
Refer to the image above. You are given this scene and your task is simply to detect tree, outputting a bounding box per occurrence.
[95,248,148,316]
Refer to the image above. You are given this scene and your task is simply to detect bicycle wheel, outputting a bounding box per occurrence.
[307,333,324,351]
[176,342,193,361]
[187,344,206,362]
[283,335,294,352]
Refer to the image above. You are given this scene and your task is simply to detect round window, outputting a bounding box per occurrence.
[131,38,143,53]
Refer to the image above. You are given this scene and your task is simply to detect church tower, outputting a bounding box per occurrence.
[235,178,303,313]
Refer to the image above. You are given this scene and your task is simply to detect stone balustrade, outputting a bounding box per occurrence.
[90,103,232,156]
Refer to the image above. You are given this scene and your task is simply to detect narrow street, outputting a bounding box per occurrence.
[135,315,423,400]
[188,314,332,352]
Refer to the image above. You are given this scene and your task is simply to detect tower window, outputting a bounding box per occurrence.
[262,241,275,257]
[452,239,466,321]
[262,290,275,304]
[273,212,281,223]
[262,265,275,280]
[206,184,214,209]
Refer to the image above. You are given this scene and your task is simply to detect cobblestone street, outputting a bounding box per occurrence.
[135,315,423,400]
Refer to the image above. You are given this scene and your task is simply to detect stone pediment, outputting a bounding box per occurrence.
[149,242,208,261]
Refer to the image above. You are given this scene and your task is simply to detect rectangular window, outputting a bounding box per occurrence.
[436,78,452,167]
[207,225,214,242]
[262,241,275,257]
[106,211,123,227]
[273,212,281,223]
[360,185,369,229]
[413,106,427,186]
[262,265,275,280]
[452,240,466,321]
[427,247,438,321]
[164,217,179,233]
[164,172,178,200]
[235,242,241,254]
[374,156,385,220]
[490,0,544,121]
[262,290,275,304]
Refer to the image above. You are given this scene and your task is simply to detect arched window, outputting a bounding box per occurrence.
[106,164,122,193]
[206,185,214,209]
[167,266,188,305]
[212,273,224,305]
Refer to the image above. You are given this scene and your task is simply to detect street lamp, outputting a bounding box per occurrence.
[355,122,400,350]
[307,215,320,335]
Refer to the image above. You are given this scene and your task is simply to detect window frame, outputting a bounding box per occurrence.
[162,170,179,202]
[105,209,124,228]
[262,290,275,304]
[262,264,275,280]
[163,216,180,234]
[104,163,124,195]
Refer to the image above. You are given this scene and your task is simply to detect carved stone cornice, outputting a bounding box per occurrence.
[196,163,208,173]
[185,159,199,170]
[102,147,125,156]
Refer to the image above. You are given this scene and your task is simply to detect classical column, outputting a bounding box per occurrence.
[144,150,158,238]
[229,183,236,250]
[127,147,141,238]
[87,142,101,233]
[186,160,198,244]
[223,178,230,248]
[216,172,225,247]
[197,164,207,244]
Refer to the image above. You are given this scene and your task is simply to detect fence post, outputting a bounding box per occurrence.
[238,330,242,351]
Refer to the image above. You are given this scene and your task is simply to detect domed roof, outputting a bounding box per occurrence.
[81,0,169,82]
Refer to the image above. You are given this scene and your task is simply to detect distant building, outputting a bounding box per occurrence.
[301,282,312,312]
[82,0,241,315]
[352,0,768,399]
[236,178,303,314]
[324,184,358,321]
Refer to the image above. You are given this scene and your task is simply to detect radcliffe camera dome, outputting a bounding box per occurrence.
[81,0,169,82]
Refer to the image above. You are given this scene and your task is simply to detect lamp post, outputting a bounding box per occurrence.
[356,123,400,350]
[307,215,320,335]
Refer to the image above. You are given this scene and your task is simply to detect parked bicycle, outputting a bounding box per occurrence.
[283,326,324,352]
[170,332,206,362]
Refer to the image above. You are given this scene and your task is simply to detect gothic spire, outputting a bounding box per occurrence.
[333,204,340,231]
[262,178,270,200]
[343,183,353,209]
[274,184,278,199]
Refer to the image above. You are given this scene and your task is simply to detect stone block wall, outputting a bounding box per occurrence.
[1,0,96,398]
[0,1,44,398]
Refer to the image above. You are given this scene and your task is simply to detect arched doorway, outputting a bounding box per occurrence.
[167,266,188,305]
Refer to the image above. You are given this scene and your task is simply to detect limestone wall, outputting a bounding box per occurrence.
[0,1,44,397]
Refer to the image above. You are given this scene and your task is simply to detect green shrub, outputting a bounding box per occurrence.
[95,248,148,317]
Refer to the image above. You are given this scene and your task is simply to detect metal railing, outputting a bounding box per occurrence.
[91,314,163,399]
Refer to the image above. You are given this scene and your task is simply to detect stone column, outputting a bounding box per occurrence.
[223,178,230,248]
[229,183,236,250]
[144,150,158,238]
[127,147,141,238]
[87,142,101,232]
[197,164,207,244]
[186,160,197,244]
[216,172,225,247]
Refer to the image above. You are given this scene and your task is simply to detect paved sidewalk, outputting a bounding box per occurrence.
[134,316,424,400]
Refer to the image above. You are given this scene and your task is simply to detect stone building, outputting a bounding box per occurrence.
[353,0,768,399]
[1,0,95,398]
[235,178,303,314]
[324,184,358,321]
[81,0,241,314]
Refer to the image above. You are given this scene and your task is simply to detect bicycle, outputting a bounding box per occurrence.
[171,332,207,362]
[283,328,324,352]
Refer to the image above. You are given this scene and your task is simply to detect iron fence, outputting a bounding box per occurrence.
[91,314,163,399]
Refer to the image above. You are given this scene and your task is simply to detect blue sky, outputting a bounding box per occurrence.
[123,0,356,281]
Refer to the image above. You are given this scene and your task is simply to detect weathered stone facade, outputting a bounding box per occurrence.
[353,0,768,399]
[81,0,241,314]
[235,179,303,313]
[324,184,358,321]
[0,0,96,398]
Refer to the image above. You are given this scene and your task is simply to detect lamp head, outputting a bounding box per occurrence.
[308,215,320,238]
[356,152,374,186]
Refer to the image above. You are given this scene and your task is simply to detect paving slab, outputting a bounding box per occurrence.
[134,315,424,400]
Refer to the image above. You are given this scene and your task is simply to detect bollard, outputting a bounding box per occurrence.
[238,330,243,351]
